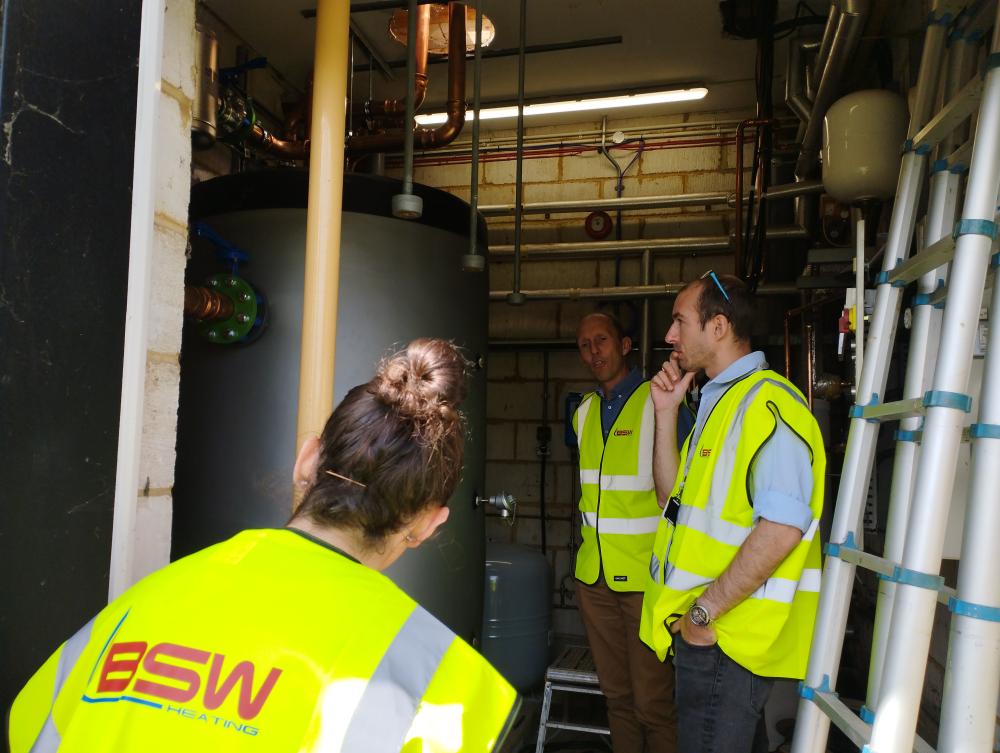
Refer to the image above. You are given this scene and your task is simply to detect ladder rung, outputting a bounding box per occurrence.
[928,262,996,307]
[547,683,604,696]
[913,76,985,152]
[545,721,611,735]
[834,546,897,578]
[808,689,938,753]
[812,691,870,749]
[855,398,925,422]
[887,234,956,286]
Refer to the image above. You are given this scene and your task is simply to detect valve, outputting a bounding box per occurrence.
[474,491,517,520]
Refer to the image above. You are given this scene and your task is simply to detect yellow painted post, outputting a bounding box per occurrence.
[296,0,350,464]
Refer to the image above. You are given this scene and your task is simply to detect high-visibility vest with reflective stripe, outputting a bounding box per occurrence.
[8,529,519,753]
[573,382,661,592]
[639,370,826,679]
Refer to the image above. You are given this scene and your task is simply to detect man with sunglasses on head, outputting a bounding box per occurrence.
[639,273,826,753]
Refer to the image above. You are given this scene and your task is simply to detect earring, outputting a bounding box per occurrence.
[404,533,416,543]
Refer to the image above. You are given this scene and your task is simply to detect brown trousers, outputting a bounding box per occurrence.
[577,575,678,753]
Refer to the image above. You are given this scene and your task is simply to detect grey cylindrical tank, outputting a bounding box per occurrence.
[174,169,489,642]
[481,542,552,691]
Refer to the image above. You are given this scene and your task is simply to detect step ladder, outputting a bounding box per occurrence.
[792,3,1000,753]
[535,645,610,753]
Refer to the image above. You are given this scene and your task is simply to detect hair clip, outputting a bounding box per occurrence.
[325,470,368,489]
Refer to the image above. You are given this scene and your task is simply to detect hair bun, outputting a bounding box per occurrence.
[372,339,469,424]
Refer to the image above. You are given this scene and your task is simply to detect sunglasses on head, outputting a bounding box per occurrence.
[700,270,731,303]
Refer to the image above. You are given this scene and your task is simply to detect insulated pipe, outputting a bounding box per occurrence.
[794,0,869,179]
[462,0,485,273]
[508,0,527,306]
[762,179,824,200]
[295,0,350,458]
[489,225,808,259]
[479,191,731,216]
[640,249,652,378]
[785,34,813,124]
[810,3,841,95]
[488,282,798,302]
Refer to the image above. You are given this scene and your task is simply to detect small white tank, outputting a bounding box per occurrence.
[823,90,908,203]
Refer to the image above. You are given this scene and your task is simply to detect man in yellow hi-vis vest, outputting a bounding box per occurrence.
[573,312,679,753]
[640,274,825,753]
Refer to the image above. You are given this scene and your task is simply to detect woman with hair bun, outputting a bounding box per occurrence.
[9,338,520,753]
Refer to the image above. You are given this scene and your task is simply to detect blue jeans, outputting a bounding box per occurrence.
[672,634,773,753]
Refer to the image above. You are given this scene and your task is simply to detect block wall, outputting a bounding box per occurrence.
[131,0,196,580]
[406,108,756,638]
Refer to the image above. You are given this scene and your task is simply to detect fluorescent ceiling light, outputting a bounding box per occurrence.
[414,87,708,126]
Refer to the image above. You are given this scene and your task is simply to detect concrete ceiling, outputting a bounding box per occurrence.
[200,0,832,126]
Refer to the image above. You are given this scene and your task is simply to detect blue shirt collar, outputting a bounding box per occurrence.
[598,366,643,401]
[705,351,767,388]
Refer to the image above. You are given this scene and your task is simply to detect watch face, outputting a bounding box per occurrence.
[690,604,710,626]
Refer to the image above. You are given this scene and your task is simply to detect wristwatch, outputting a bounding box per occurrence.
[688,601,713,627]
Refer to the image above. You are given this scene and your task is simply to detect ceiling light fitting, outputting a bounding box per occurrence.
[414,87,709,125]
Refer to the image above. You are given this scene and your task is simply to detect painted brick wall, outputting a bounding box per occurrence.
[131,0,196,580]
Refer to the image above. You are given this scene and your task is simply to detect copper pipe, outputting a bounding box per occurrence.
[783,292,841,379]
[353,4,430,117]
[184,286,234,321]
[250,122,310,160]
[733,117,774,279]
[347,2,467,153]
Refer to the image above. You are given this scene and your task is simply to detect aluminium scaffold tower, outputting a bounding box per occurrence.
[792,2,1000,753]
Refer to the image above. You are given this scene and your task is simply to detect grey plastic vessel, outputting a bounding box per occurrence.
[174,169,489,642]
[482,542,552,691]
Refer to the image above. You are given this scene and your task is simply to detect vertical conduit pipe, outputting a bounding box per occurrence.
[392,0,423,219]
[507,0,527,305]
[641,248,653,378]
[462,1,485,273]
[295,0,350,460]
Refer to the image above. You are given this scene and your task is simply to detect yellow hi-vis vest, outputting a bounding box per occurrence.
[574,381,660,592]
[639,369,825,678]
[9,529,519,753]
